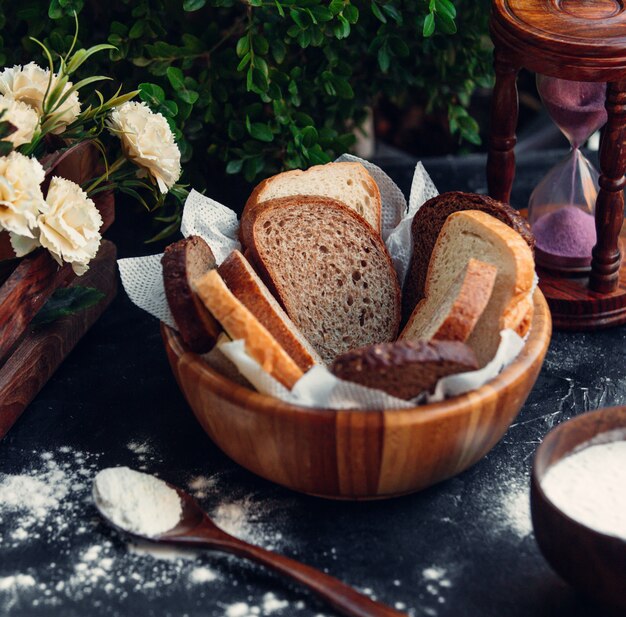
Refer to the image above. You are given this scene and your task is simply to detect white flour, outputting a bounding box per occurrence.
[0,445,301,615]
[542,438,626,540]
[93,467,182,537]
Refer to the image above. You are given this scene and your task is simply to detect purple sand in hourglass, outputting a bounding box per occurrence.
[533,206,597,259]
[539,79,607,148]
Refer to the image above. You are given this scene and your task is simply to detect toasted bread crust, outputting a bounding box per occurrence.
[218,250,322,371]
[243,162,382,237]
[404,191,535,322]
[331,339,478,400]
[399,258,497,344]
[194,269,303,389]
[162,236,220,353]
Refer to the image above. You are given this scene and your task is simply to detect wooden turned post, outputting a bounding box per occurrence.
[487,50,519,204]
[590,80,626,294]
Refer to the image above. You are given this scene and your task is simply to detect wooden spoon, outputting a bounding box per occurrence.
[94,482,408,617]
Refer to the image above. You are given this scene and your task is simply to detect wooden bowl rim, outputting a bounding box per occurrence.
[531,405,626,546]
[163,288,551,419]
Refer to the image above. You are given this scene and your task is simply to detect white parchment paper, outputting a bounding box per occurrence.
[118,156,527,410]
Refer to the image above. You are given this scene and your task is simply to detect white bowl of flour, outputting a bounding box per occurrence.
[530,406,626,611]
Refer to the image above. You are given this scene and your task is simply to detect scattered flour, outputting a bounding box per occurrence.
[0,445,302,615]
[93,467,182,537]
[189,566,218,584]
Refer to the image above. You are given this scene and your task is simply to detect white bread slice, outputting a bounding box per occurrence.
[422,210,535,367]
[399,258,497,344]
[194,269,303,389]
[218,250,323,371]
[240,195,401,365]
[245,162,382,233]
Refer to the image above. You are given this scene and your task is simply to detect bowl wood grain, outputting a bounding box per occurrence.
[163,290,551,499]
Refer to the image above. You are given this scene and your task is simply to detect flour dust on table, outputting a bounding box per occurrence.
[0,444,317,616]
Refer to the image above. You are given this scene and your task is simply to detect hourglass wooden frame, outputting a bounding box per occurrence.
[488,0,626,330]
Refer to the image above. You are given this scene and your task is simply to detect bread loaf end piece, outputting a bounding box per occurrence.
[331,339,478,400]
[218,250,323,370]
[194,269,304,389]
[399,258,497,344]
[241,196,401,364]
[162,236,220,353]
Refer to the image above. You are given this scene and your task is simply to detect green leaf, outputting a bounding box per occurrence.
[237,51,251,71]
[178,89,199,104]
[371,2,387,23]
[301,125,318,148]
[248,122,273,142]
[236,36,250,58]
[226,159,243,174]
[183,0,206,10]
[423,12,436,37]
[0,141,14,156]
[33,287,106,327]
[378,46,390,73]
[343,4,359,24]
[436,0,457,21]
[436,12,457,35]
[139,83,165,107]
[166,66,185,90]
[329,0,343,16]
[129,21,145,39]
[252,34,269,55]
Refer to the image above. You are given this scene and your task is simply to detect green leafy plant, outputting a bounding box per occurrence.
[0,0,492,222]
[33,286,106,326]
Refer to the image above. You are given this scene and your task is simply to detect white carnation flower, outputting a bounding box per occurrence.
[0,151,47,256]
[0,62,81,134]
[0,95,39,147]
[38,177,102,275]
[107,101,181,193]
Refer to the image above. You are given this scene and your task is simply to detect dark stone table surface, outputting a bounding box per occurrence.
[1,149,624,617]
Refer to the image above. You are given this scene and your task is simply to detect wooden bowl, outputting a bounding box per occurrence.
[162,289,551,500]
[531,406,626,611]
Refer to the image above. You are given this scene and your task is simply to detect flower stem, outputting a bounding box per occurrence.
[85,155,126,194]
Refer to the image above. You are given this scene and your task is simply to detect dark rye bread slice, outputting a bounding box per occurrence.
[331,340,478,400]
[403,191,535,322]
[218,250,322,371]
[161,236,220,353]
[240,195,401,365]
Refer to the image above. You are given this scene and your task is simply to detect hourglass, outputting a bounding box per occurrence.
[529,76,607,274]
[487,0,626,330]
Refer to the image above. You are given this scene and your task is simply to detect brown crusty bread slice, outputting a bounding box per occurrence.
[161,236,220,353]
[399,258,497,344]
[422,210,535,367]
[194,269,303,389]
[403,191,535,322]
[245,162,382,234]
[331,339,478,400]
[240,195,401,365]
[218,250,323,371]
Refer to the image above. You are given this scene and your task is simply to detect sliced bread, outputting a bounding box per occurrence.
[399,258,497,344]
[245,162,382,233]
[421,210,535,367]
[403,191,535,321]
[194,269,303,389]
[331,339,478,400]
[161,236,220,353]
[218,250,322,371]
[240,195,401,365]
